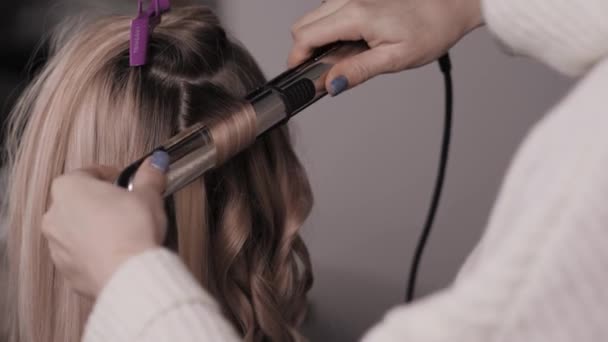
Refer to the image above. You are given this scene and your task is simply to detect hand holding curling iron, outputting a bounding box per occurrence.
[289,0,483,95]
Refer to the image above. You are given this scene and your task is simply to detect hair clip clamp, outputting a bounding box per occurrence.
[130,0,171,67]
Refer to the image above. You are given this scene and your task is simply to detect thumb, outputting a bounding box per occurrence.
[325,45,400,96]
[132,150,169,195]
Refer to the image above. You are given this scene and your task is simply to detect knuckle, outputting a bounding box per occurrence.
[41,214,52,235]
[291,25,304,42]
[346,1,368,22]
[384,48,405,71]
[290,24,299,39]
[351,60,370,82]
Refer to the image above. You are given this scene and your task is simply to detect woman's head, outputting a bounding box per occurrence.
[5,6,313,342]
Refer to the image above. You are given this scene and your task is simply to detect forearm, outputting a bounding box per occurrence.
[482,0,608,76]
[83,248,241,342]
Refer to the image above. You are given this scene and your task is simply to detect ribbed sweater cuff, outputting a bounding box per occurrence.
[83,248,220,342]
[482,0,608,76]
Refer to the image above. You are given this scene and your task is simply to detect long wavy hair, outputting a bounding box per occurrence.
[3,6,313,342]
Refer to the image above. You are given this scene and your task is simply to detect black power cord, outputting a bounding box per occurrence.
[405,53,453,303]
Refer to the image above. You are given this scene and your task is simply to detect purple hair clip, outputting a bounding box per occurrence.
[130,0,171,67]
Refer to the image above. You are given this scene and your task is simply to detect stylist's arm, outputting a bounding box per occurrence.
[289,0,483,95]
[42,151,241,342]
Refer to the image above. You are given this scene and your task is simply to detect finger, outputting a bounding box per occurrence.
[131,150,169,195]
[325,45,402,96]
[291,0,349,32]
[40,214,69,250]
[47,242,72,281]
[74,165,120,182]
[49,166,118,205]
[46,240,64,266]
[40,213,55,240]
[288,10,362,67]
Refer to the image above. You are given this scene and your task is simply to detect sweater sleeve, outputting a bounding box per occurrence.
[362,56,608,341]
[482,0,608,76]
[83,248,241,342]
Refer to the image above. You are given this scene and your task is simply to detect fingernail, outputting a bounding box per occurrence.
[150,150,170,173]
[329,76,349,96]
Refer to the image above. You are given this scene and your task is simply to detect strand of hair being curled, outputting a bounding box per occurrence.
[4,6,313,342]
[207,102,258,165]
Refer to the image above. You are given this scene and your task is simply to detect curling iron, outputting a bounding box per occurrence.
[116,38,454,305]
[116,42,368,195]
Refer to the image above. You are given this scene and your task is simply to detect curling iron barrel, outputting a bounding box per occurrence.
[116,42,368,196]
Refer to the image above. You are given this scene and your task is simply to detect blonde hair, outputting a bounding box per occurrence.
[4,6,313,342]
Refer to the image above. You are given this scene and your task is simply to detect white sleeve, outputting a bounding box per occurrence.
[362,54,608,341]
[482,0,608,76]
[83,248,241,342]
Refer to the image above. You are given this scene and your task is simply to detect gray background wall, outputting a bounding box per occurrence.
[222,1,573,341]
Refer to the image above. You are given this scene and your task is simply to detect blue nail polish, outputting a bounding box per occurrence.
[329,76,349,96]
[151,150,170,173]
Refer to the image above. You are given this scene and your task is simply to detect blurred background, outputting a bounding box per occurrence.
[0,1,573,341]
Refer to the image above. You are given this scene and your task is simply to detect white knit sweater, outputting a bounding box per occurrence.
[84,0,608,341]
